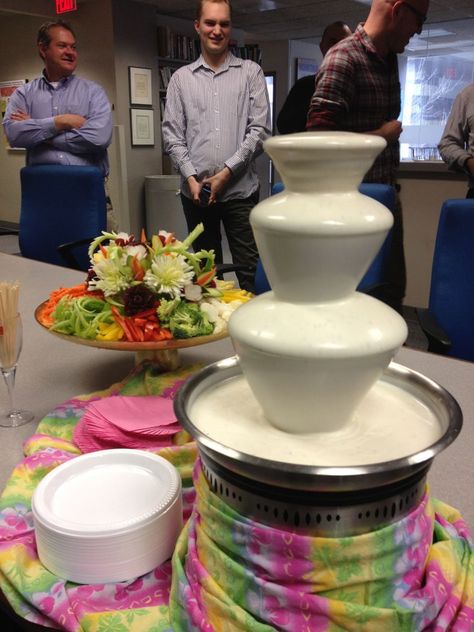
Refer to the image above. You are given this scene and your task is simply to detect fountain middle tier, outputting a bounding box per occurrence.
[250,189,393,303]
[229,290,407,433]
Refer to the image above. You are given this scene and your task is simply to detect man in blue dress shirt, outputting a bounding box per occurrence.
[3,19,117,229]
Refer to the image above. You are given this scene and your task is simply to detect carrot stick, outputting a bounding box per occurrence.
[38,283,91,327]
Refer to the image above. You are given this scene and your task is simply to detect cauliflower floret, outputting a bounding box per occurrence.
[200,301,219,323]
[199,297,244,330]
[212,318,227,335]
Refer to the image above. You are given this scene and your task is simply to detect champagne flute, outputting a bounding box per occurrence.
[0,313,34,427]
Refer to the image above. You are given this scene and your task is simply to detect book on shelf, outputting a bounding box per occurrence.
[159,66,174,89]
[229,41,262,64]
[159,95,166,119]
[157,25,200,62]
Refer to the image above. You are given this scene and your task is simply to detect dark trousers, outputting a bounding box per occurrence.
[466,188,474,198]
[180,191,259,293]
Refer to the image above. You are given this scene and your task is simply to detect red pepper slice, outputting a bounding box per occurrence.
[112,306,139,342]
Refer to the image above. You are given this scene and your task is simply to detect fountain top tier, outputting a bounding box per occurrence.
[266,131,387,193]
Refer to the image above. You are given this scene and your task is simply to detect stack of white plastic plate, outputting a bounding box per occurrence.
[32,449,182,584]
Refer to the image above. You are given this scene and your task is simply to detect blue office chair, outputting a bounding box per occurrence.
[416,199,474,361]
[255,182,396,294]
[357,183,395,292]
[19,165,107,271]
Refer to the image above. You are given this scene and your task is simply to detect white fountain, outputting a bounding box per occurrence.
[175,132,462,537]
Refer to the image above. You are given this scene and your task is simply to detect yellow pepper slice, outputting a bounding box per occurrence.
[220,289,253,303]
[96,321,124,341]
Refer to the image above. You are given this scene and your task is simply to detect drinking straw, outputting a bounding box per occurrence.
[0,281,20,369]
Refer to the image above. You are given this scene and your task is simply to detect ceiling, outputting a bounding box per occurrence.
[136,0,474,47]
[2,0,473,57]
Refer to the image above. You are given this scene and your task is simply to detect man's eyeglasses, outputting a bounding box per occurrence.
[401,2,427,28]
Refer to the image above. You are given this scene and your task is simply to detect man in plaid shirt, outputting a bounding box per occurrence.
[307,0,429,311]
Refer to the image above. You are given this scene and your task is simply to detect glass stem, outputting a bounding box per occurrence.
[1,366,17,414]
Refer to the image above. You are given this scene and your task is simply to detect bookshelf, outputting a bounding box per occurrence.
[157,25,262,64]
[157,25,200,62]
[229,41,262,65]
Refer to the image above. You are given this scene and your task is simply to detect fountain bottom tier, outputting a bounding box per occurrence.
[175,356,462,536]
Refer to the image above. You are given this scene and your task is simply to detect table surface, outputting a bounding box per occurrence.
[1,253,473,528]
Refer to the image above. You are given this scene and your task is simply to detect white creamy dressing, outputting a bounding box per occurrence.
[189,375,441,466]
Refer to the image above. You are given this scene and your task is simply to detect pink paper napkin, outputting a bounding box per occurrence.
[73,395,182,453]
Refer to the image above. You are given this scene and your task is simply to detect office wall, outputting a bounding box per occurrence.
[289,39,321,88]
[399,170,466,307]
[260,39,290,129]
[112,0,162,234]
[0,13,46,223]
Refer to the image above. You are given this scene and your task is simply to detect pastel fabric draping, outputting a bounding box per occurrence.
[170,462,474,632]
[0,360,472,632]
[0,362,199,632]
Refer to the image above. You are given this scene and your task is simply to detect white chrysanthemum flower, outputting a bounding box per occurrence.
[184,283,203,302]
[144,254,194,298]
[88,257,134,296]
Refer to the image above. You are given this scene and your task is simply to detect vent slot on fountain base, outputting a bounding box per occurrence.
[201,453,428,537]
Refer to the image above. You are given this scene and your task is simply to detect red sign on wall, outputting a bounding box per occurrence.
[56,0,77,13]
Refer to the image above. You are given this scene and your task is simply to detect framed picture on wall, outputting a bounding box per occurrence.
[1,79,27,150]
[295,58,318,81]
[130,108,154,146]
[129,66,152,106]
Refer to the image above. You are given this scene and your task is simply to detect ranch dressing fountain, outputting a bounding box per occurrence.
[175,132,463,537]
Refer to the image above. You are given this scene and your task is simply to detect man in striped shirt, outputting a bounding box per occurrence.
[307,0,430,312]
[162,0,271,293]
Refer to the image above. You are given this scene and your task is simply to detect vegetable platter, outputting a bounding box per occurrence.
[35,224,251,369]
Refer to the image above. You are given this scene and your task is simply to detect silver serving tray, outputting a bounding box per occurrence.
[174,356,462,493]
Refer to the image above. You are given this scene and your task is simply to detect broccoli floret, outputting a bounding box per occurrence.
[169,302,214,339]
[157,297,180,327]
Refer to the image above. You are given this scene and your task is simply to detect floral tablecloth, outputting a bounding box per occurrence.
[0,362,473,631]
[0,362,198,632]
